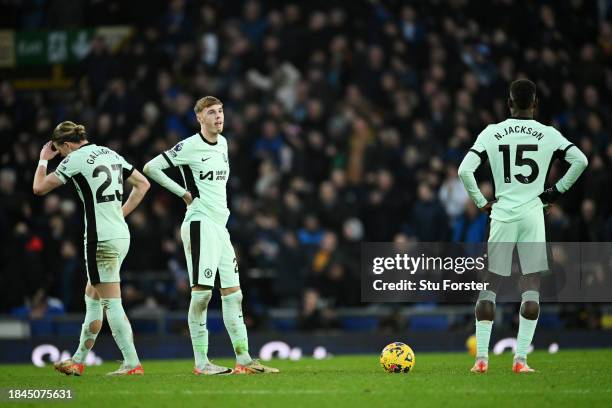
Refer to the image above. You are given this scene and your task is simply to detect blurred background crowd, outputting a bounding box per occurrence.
[1,0,611,331]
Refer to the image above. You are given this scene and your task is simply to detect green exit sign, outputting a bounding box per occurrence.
[15,29,94,66]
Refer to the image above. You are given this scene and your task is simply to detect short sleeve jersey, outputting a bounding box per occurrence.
[162,132,231,226]
[470,118,574,221]
[54,143,134,242]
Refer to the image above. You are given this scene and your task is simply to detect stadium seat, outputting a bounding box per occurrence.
[206,316,224,333]
[341,317,379,331]
[131,319,158,334]
[29,319,54,336]
[408,316,449,331]
[55,321,81,336]
[270,318,298,331]
[538,313,563,329]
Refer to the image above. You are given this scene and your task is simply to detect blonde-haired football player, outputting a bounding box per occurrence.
[33,121,150,376]
[144,96,279,375]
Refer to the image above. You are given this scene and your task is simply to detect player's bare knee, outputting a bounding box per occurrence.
[520,290,540,319]
[475,300,495,321]
[89,319,102,334]
[520,301,540,320]
[475,290,496,321]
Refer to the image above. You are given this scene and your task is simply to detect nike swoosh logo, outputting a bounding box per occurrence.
[238,315,242,319]
[200,323,206,326]
[251,367,264,372]
[202,157,210,162]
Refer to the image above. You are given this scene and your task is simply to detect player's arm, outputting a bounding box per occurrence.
[555,144,588,193]
[458,149,490,210]
[540,144,588,204]
[143,152,193,205]
[122,169,150,218]
[33,141,64,195]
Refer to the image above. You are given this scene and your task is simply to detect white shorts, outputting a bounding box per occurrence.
[180,218,240,289]
[487,205,548,276]
[85,238,130,284]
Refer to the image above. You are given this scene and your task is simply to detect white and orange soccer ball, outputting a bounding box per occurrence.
[379,342,415,373]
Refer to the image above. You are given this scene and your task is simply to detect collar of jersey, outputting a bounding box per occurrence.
[199,131,218,146]
[78,142,94,149]
[509,116,534,120]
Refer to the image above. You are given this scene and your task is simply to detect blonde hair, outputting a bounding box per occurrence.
[194,96,223,113]
[51,121,87,149]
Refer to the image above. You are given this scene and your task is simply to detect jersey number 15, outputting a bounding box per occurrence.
[498,144,539,184]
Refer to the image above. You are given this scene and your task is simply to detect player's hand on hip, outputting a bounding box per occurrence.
[480,200,496,214]
[539,186,561,204]
[183,191,193,206]
[40,141,58,160]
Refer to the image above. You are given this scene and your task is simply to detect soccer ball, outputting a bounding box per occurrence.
[466,334,477,357]
[380,342,415,373]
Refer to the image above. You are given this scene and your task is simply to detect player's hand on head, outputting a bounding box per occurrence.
[40,141,58,160]
[183,191,193,206]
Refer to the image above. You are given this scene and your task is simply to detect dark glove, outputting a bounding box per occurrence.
[539,186,561,204]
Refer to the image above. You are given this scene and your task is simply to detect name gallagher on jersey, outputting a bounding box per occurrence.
[86,148,113,164]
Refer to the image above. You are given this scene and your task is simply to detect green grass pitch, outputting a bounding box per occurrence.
[1,350,611,407]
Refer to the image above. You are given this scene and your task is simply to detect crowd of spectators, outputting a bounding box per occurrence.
[1,0,611,330]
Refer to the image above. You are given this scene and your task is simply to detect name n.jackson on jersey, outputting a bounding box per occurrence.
[458,118,588,222]
[54,143,134,242]
[149,132,231,226]
[492,124,545,140]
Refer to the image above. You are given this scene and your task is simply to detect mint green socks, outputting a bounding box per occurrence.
[222,290,252,365]
[474,289,539,362]
[101,298,140,367]
[476,320,493,358]
[72,295,103,364]
[188,290,212,369]
[516,290,540,360]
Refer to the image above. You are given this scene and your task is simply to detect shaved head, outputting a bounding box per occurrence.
[509,79,537,110]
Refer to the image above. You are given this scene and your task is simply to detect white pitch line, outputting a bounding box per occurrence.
[110,390,341,395]
[102,389,611,396]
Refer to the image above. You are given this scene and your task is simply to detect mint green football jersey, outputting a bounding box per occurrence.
[470,118,574,221]
[162,132,231,225]
[54,143,134,242]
